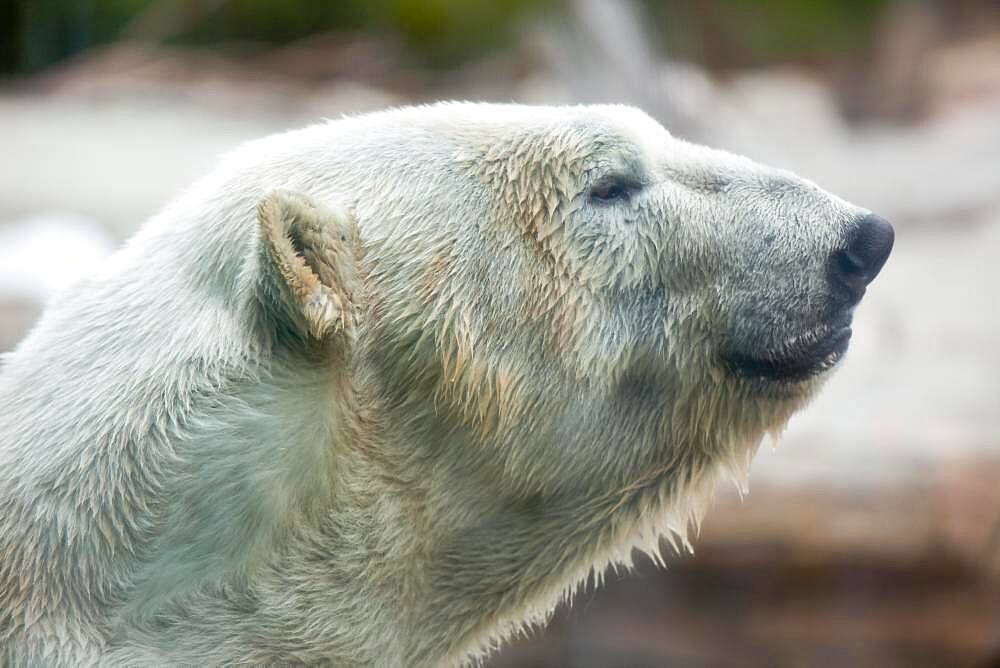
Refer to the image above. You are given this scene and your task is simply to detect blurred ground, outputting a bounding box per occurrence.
[2,2,999,665]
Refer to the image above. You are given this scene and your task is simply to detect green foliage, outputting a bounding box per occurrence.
[387,0,552,66]
[722,0,888,57]
[12,0,558,73]
[642,0,891,67]
[10,0,897,75]
[181,0,556,66]
[19,0,151,72]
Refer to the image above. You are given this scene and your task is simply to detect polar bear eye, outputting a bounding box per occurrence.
[589,177,637,204]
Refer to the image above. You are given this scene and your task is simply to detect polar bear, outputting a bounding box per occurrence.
[0,103,892,666]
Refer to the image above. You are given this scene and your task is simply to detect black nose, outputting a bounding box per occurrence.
[830,213,894,298]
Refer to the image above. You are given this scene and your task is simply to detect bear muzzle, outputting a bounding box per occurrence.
[724,212,893,385]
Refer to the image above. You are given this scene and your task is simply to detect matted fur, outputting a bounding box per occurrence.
[0,103,870,666]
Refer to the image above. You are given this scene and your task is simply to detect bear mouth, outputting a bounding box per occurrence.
[724,325,852,383]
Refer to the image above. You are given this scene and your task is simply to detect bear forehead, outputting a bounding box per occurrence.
[358,102,668,160]
[410,104,781,191]
[313,102,834,204]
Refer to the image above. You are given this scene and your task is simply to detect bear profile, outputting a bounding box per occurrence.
[0,103,891,666]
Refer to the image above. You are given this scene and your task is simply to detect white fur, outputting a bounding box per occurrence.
[0,103,868,666]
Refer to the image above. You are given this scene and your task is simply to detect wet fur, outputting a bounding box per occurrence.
[0,103,866,666]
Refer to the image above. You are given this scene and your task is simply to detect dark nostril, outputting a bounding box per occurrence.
[831,213,894,294]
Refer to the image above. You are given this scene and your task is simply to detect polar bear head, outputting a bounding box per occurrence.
[261,104,890,509]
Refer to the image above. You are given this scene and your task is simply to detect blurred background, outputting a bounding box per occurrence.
[2,1,999,665]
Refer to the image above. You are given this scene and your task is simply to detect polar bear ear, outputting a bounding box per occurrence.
[256,189,360,342]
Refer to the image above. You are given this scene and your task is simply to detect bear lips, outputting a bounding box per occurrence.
[724,324,853,383]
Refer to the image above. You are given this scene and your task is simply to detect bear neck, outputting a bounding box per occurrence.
[233,352,725,666]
